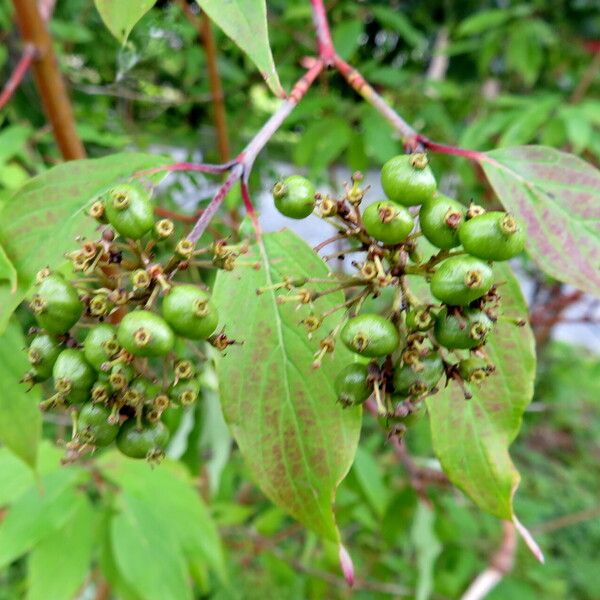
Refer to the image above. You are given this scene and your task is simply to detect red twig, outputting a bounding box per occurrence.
[0,44,36,111]
[310,0,335,65]
[140,1,495,245]
[461,521,516,600]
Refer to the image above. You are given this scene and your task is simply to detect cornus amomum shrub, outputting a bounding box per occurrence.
[0,0,599,596]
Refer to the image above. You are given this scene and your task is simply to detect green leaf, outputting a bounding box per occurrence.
[456,8,515,37]
[213,230,362,542]
[498,97,559,147]
[371,6,426,48]
[559,106,593,154]
[0,125,33,166]
[94,0,157,42]
[481,146,600,297]
[0,319,41,468]
[351,446,389,519]
[0,468,85,568]
[196,0,283,97]
[111,493,192,600]
[99,452,227,583]
[411,501,441,600]
[426,264,535,519]
[0,153,167,333]
[0,442,64,506]
[332,19,363,60]
[293,117,352,176]
[27,495,95,600]
[0,244,17,293]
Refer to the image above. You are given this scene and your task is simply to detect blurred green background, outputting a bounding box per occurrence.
[1,0,599,598]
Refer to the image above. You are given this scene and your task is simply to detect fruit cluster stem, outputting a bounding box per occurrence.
[133,0,495,246]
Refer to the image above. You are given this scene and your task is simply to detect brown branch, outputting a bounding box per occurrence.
[12,0,85,159]
[531,504,600,535]
[461,522,516,600]
[176,0,230,162]
[569,50,600,104]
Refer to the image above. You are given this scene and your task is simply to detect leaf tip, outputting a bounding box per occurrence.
[338,543,355,587]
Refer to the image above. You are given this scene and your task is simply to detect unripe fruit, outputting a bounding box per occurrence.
[458,357,492,383]
[83,324,119,370]
[27,333,63,380]
[169,378,201,406]
[341,314,400,357]
[430,256,493,306]
[116,420,170,459]
[393,351,444,397]
[117,310,174,357]
[104,182,154,240]
[29,273,83,334]
[161,285,218,340]
[334,363,371,406]
[52,349,96,404]
[161,406,183,435]
[109,363,134,391]
[405,306,434,332]
[78,403,119,446]
[362,201,413,245]
[434,308,493,350]
[380,153,437,206]
[458,211,525,261]
[272,175,316,219]
[419,195,466,249]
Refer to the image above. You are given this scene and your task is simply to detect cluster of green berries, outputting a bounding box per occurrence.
[272,153,525,434]
[24,181,236,462]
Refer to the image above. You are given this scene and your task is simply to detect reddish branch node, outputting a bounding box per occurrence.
[138,0,489,247]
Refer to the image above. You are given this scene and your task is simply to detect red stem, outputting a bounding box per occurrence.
[0,44,35,111]
[310,0,335,64]
[137,1,493,243]
[334,55,417,143]
[185,59,324,243]
[417,136,488,162]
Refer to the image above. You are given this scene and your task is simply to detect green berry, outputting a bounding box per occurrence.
[381,153,437,206]
[104,182,154,240]
[117,311,175,357]
[458,211,525,261]
[84,324,119,370]
[458,357,492,383]
[27,333,63,380]
[430,256,493,306]
[78,403,119,446]
[116,420,170,460]
[341,314,400,357]
[161,406,183,435]
[362,201,413,245]
[272,175,315,219]
[52,349,96,404]
[109,363,134,391]
[29,273,83,334]
[161,285,218,340]
[393,351,444,397]
[434,308,493,350]
[405,306,434,332]
[419,195,466,249]
[334,363,371,406]
[168,378,201,406]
